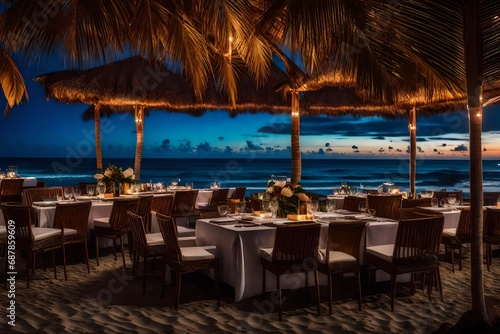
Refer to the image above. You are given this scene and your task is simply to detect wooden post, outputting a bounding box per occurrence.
[291,91,301,185]
[94,103,103,172]
[408,106,417,199]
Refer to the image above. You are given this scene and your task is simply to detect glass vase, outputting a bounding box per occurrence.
[113,181,120,197]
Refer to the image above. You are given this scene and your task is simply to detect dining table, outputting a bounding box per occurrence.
[0,176,37,188]
[195,211,404,302]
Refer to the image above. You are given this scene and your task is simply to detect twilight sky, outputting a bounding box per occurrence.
[1,54,499,160]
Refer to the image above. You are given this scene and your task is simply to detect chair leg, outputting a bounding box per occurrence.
[277,274,282,321]
[487,244,491,271]
[304,271,309,301]
[161,263,166,299]
[95,236,100,266]
[215,265,221,307]
[458,245,462,271]
[175,272,182,310]
[314,270,320,316]
[142,255,147,295]
[356,272,362,311]
[450,246,455,273]
[436,267,444,302]
[52,250,57,279]
[26,252,32,288]
[262,267,266,297]
[390,274,397,312]
[120,234,127,269]
[132,250,137,276]
[328,272,333,315]
[84,241,90,274]
[62,245,68,281]
[112,238,117,261]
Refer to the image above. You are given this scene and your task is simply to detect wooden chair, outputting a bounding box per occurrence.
[127,211,165,295]
[367,194,402,220]
[0,179,24,204]
[36,181,46,187]
[401,197,432,208]
[483,192,500,206]
[230,187,246,201]
[484,208,500,271]
[53,201,92,277]
[366,215,444,311]
[432,191,463,206]
[260,223,321,321]
[342,196,365,212]
[317,221,366,314]
[22,187,63,207]
[199,188,229,212]
[156,213,220,310]
[137,194,153,233]
[1,204,63,288]
[170,190,199,227]
[151,195,174,216]
[250,193,262,212]
[441,208,475,272]
[94,198,140,268]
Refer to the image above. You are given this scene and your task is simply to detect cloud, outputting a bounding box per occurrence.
[417,146,424,153]
[378,148,385,152]
[177,140,192,152]
[161,139,170,150]
[434,148,438,152]
[245,140,264,151]
[224,146,233,153]
[388,146,393,150]
[372,136,386,140]
[441,143,447,147]
[218,136,224,141]
[354,150,360,153]
[196,142,213,152]
[318,148,325,155]
[326,148,333,152]
[396,148,402,152]
[452,144,468,152]
[484,147,487,151]
[352,145,358,149]
[325,143,330,147]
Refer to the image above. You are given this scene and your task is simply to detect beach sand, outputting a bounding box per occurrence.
[1,249,499,333]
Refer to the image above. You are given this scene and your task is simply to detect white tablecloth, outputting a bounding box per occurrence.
[33,201,113,229]
[0,177,37,188]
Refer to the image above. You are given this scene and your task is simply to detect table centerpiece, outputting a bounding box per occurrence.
[266,179,309,218]
[94,164,134,197]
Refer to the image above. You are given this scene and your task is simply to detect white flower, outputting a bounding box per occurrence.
[276,180,286,188]
[94,173,104,180]
[104,170,113,178]
[123,167,134,179]
[281,187,293,197]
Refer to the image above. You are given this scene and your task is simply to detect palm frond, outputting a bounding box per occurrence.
[0,47,28,116]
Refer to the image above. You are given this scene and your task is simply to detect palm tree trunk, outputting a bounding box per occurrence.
[94,103,103,172]
[464,0,487,322]
[291,91,301,185]
[407,106,417,199]
[134,106,144,182]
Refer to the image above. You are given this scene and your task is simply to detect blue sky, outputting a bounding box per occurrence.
[1,55,500,160]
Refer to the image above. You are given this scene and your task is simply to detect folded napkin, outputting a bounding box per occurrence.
[209,217,237,224]
[32,201,57,207]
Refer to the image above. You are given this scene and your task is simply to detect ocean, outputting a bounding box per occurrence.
[1,157,499,198]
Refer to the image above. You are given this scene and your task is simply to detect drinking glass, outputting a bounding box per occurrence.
[185,182,194,190]
[97,183,106,201]
[332,188,339,196]
[217,204,229,217]
[86,184,95,196]
[64,187,73,201]
[269,200,279,219]
[132,182,141,194]
[447,194,457,206]
[367,208,376,216]
[358,201,367,213]
[262,200,270,212]
[310,200,319,213]
[170,178,179,189]
[431,198,439,207]
[236,201,246,214]
[326,199,336,213]
[73,186,81,201]
[439,198,448,208]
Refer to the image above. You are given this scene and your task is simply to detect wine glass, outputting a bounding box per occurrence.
[237,201,246,214]
[262,200,270,212]
[64,187,73,201]
[326,199,336,213]
[447,194,457,206]
[87,184,95,196]
[269,200,279,219]
[97,183,106,201]
[431,197,439,208]
[73,186,81,201]
[439,198,448,208]
[367,208,376,217]
[185,182,194,190]
[358,200,367,213]
[310,200,319,213]
[217,204,229,217]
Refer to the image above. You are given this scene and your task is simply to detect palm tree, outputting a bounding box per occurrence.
[0,48,27,115]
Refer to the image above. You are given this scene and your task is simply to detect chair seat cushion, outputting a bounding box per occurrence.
[177,226,196,238]
[93,217,110,228]
[178,236,196,247]
[260,248,273,262]
[317,249,357,264]
[32,227,61,241]
[146,233,164,246]
[180,246,216,261]
[63,228,78,236]
[442,228,456,237]
[366,244,395,262]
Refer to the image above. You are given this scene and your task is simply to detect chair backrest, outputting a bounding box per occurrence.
[137,195,153,229]
[398,207,442,220]
[209,188,229,206]
[327,221,366,262]
[199,211,221,219]
[171,190,199,214]
[455,208,473,239]
[231,187,246,201]
[36,181,46,187]
[401,197,432,208]
[432,191,463,205]
[393,215,444,262]
[151,195,174,216]
[483,192,500,206]
[342,196,365,212]
[272,223,321,263]
[1,204,35,249]
[22,187,63,206]
[485,208,500,237]
[108,198,140,230]
[0,179,25,203]
[127,211,148,252]
[367,195,402,220]
[53,201,92,239]
[77,182,96,195]
[156,213,182,263]
[250,194,262,211]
